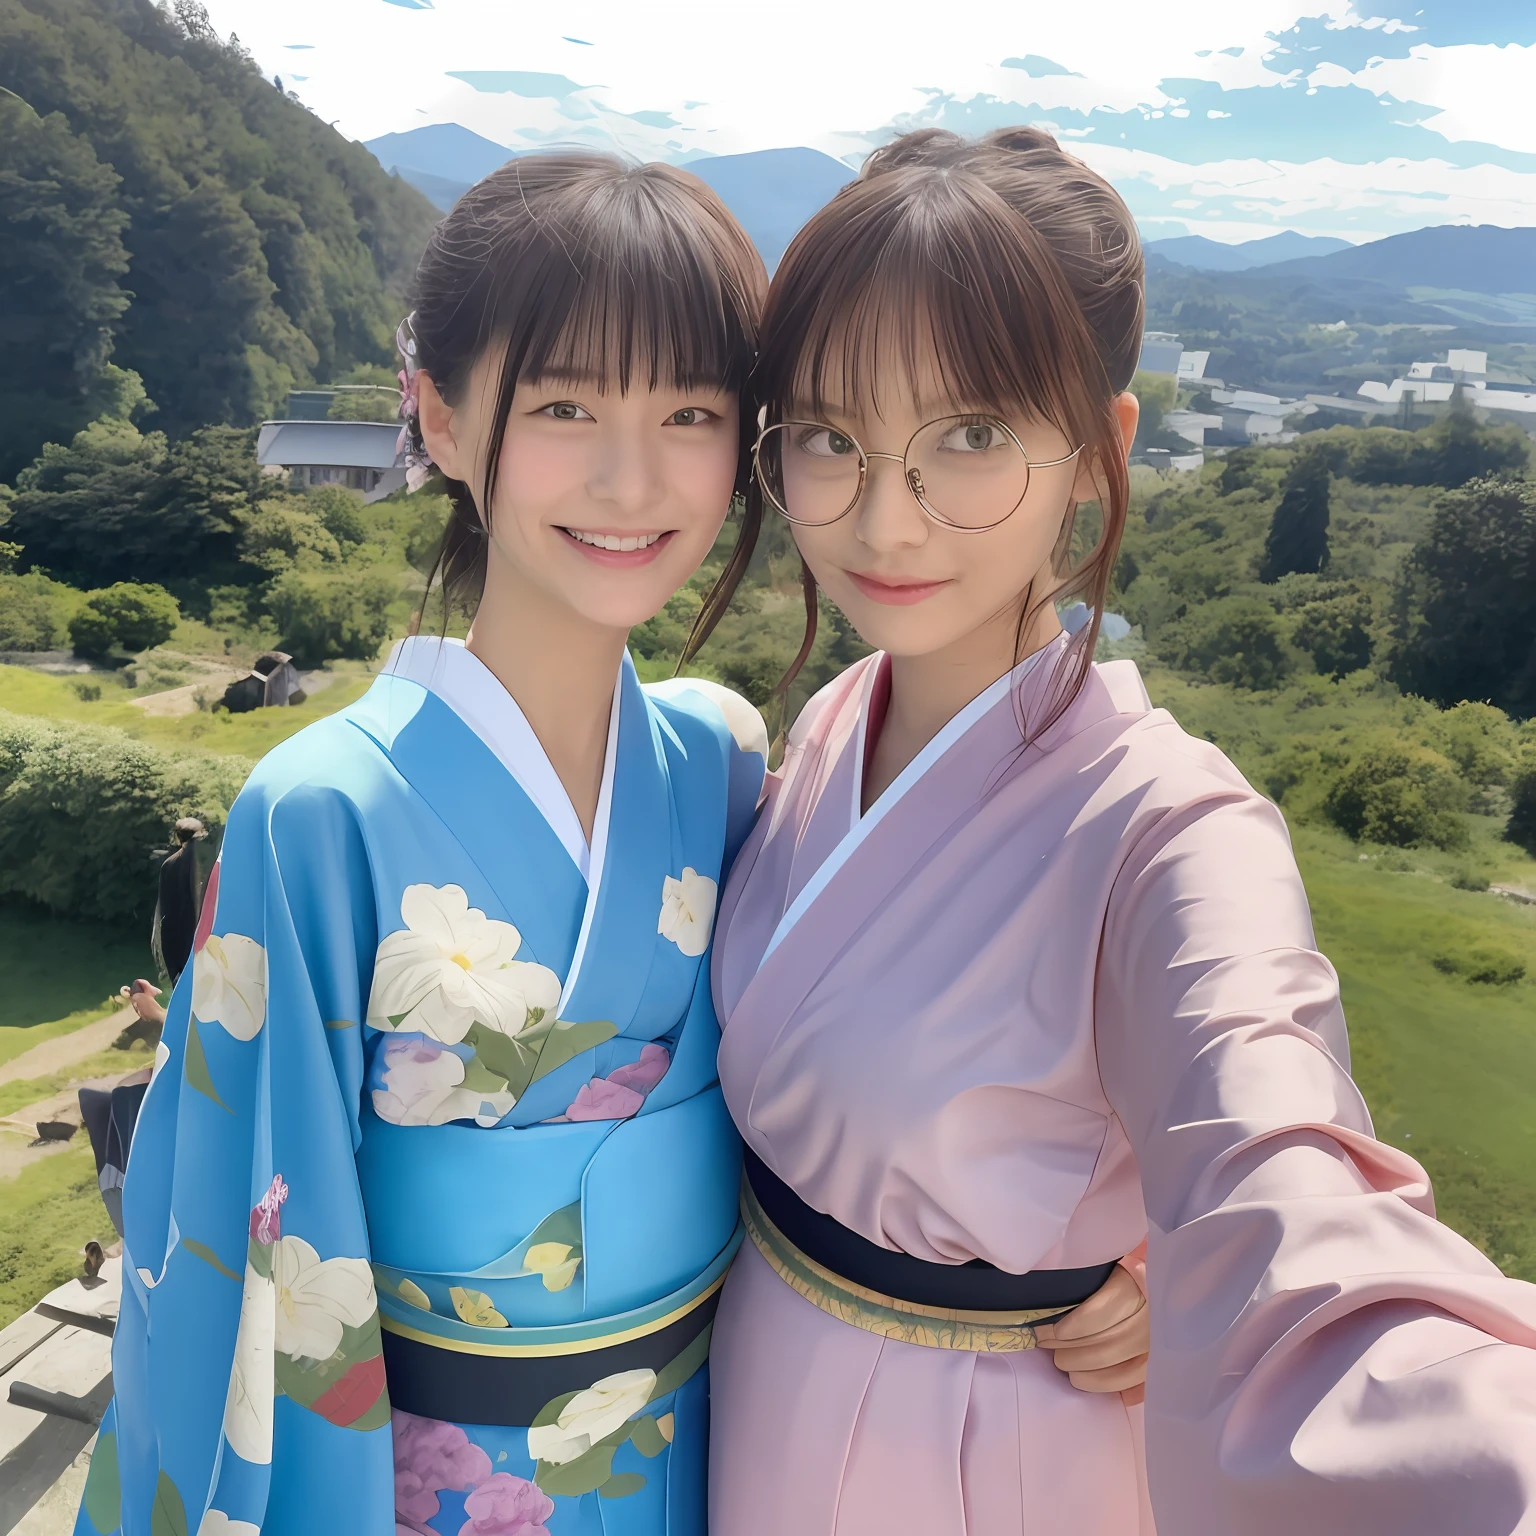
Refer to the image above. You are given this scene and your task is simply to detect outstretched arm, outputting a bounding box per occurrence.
[1097,791,1536,1534]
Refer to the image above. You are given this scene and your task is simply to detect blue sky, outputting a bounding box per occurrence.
[206,0,1536,244]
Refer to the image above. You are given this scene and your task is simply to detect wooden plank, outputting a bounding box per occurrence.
[0,1326,113,1463]
[0,1376,112,1535]
[0,1316,63,1385]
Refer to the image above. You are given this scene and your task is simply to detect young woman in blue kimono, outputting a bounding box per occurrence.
[77,154,774,1536]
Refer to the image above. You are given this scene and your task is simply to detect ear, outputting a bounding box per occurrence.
[1070,391,1141,504]
[417,371,469,484]
[1111,391,1140,460]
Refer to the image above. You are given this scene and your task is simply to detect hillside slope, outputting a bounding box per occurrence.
[0,0,439,476]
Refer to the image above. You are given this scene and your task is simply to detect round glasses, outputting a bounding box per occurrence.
[754,415,1082,533]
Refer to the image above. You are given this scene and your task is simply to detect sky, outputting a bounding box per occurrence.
[202,0,1536,244]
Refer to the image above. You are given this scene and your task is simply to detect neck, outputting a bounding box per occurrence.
[465,541,628,843]
[864,592,1063,810]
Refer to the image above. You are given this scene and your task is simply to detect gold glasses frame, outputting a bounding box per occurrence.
[752,415,1083,534]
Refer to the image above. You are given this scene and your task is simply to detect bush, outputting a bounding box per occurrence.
[237,498,341,573]
[1292,586,1374,678]
[0,710,249,923]
[266,566,397,667]
[1324,741,1469,850]
[1156,594,1296,691]
[0,572,77,651]
[68,582,180,658]
[1507,762,1536,856]
[304,484,369,548]
[1431,944,1526,986]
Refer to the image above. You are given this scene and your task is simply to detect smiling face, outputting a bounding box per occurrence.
[778,354,1132,665]
[419,348,740,635]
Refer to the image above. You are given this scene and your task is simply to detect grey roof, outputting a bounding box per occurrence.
[256,419,402,470]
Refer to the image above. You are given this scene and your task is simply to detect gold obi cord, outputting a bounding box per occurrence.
[741,1178,1068,1353]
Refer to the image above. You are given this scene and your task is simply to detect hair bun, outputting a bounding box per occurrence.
[859,127,966,179]
[981,125,1063,158]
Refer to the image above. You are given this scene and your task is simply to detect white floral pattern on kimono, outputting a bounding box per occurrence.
[657,869,717,959]
[367,884,561,1044]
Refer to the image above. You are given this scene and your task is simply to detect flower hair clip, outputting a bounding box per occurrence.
[395,313,435,493]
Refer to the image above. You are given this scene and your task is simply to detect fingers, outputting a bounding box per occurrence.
[1120,1384,1146,1407]
[1065,1355,1148,1394]
[1040,1265,1144,1342]
[1036,1299,1149,1363]
[1043,1316,1149,1374]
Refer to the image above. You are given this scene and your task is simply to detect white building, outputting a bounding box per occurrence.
[1137,332,1185,376]
[255,420,407,502]
[1354,349,1536,425]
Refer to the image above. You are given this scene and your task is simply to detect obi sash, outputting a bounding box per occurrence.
[743,1148,1116,1353]
[360,1084,742,1425]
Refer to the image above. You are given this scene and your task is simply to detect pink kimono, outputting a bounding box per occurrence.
[709,638,1536,1535]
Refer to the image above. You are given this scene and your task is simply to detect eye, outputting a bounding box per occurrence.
[541,401,594,422]
[667,406,718,426]
[795,426,858,459]
[937,419,1003,453]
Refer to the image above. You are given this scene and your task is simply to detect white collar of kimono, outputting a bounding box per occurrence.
[384,636,621,888]
[759,633,1065,968]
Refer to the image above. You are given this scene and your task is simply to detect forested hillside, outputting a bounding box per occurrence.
[0,0,438,479]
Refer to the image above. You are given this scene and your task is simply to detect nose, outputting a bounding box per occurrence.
[588,419,666,518]
[854,451,929,552]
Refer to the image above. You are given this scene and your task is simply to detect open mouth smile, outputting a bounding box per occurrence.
[558,527,676,566]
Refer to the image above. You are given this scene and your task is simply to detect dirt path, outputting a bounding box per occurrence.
[0,1009,137,1091]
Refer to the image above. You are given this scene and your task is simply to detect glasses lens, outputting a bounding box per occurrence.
[756,422,862,525]
[907,416,1031,529]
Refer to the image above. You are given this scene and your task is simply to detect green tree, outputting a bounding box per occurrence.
[265,566,396,667]
[1390,477,1536,718]
[1324,742,1469,850]
[7,418,258,591]
[1506,760,1536,857]
[1157,593,1296,691]
[303,484,370,547]
[69,582,180,657]
[0,99,131,481]
[327,365,401,423]
[1260,449,1331,582]
[1292,585,1373,678]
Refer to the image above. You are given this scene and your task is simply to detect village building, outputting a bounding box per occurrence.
[255,419,407,502]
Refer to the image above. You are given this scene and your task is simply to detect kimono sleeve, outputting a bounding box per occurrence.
[78,778,396,1536]
[1095,789,1536,1535]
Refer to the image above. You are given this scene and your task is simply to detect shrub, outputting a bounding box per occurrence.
[1292,586,1373,679]
[304,484,369,547]
[1324,741,1469,850]
[0,572,76,651]
[68,582,180,658]
[266,566,397,667]
[1507,762,1536,857]
[0,710,249,923]
[1431,945,1526,986]
[1156,594,1296,691]
[237,498,341,573]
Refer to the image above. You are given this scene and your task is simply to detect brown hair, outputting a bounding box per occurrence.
[687,125,1144,737]
[405,151,768,620]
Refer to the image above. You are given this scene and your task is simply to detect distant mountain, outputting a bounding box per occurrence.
[1146,232,1354,272]
[360,131,855,270]
[687,148,854,270]
[1263,224,1536,296]
[366,124,517,185]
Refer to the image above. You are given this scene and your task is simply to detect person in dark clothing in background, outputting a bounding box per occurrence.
[152,815,206,984]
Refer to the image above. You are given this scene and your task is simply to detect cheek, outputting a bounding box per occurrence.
[669,437,738,523]
[495,435,583,512]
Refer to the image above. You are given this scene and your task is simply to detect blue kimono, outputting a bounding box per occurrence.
[76,640,766,1536]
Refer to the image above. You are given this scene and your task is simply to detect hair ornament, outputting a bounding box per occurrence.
[394,313,436,493]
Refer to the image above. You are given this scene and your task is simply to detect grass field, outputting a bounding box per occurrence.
[0,660,375,757]
[0,904,147,1041]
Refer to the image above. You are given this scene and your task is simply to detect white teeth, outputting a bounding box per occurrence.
[566,529,664,552]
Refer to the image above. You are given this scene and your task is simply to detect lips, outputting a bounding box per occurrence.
[845,570,953,606]
[557,526,676,567]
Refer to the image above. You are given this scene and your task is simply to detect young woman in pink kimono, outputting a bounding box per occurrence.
[705,126,1536,1535]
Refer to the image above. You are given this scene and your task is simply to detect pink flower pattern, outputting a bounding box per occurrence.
[392,1410,493,1530]
[249,1173,288,1244]
[563,1043,671,1122]
[459,1473,554,1536]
